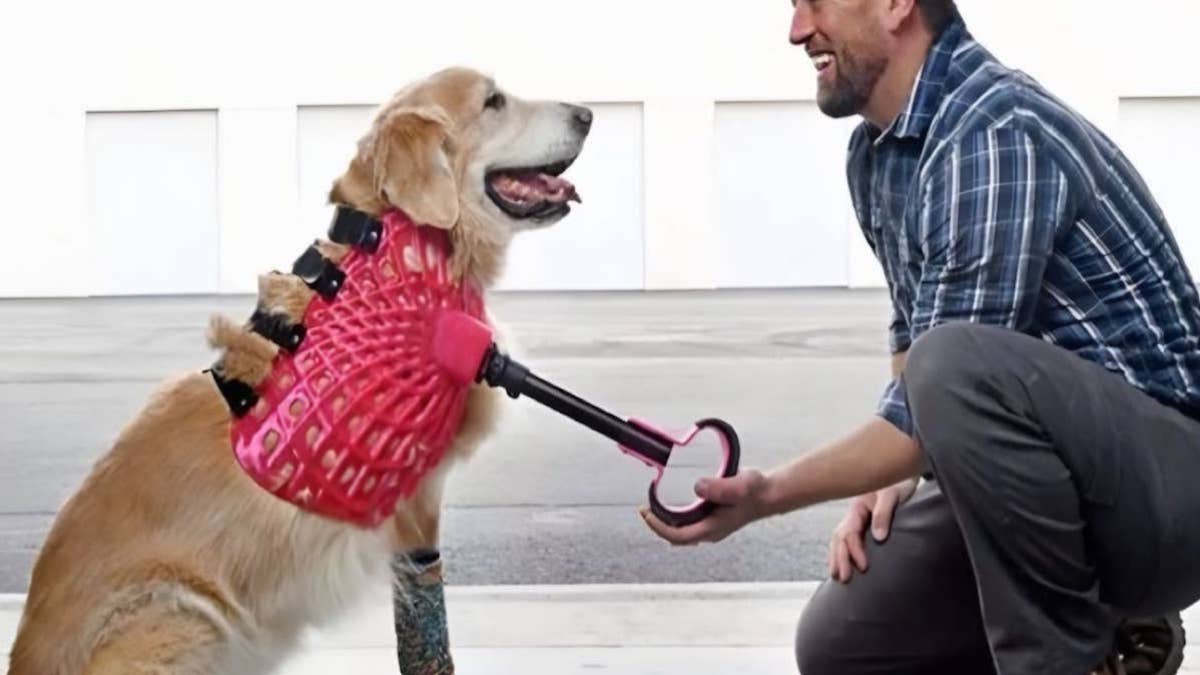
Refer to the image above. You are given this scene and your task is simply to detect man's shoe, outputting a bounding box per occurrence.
[1094,613,1186,675]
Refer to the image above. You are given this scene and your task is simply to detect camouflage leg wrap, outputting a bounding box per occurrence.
[393,548,454,675]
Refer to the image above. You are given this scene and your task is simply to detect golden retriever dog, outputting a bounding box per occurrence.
[8,67,591,675]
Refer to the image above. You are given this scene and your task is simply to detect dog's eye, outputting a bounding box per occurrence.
[483,92,506,111]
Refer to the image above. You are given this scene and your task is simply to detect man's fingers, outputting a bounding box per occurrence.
[871,490,899,542]
[847,530,868,573]
[694,472,752,506]
[848,498,873,529]
[835,540,850,583]
[829,502,870,583]
[638,507,708,546]
[831,539,846,582]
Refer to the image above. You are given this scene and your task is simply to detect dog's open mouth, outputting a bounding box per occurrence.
[486,159,581,220]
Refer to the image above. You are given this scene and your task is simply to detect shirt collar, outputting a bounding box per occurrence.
[871,17,968,145]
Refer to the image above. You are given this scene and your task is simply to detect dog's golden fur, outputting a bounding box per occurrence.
[9,67,588,675]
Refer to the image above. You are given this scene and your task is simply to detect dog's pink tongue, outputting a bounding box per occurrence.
[494,171,581,204]
[535,173,581,204]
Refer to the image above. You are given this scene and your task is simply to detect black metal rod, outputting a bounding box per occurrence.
[522,374,675,466]
[481,349,674,466]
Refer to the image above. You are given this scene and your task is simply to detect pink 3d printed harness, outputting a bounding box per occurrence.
[211,206,741,530]
[210,207,485,527]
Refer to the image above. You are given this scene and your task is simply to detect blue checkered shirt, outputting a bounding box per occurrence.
[849,18,1200,436]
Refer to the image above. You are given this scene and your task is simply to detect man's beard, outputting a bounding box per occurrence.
[817,49,887,119]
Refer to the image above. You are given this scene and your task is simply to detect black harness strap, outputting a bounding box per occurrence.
[209,312,302,418]
[292,245,346,300]
[250,309,307,353]
[328,206,383,253]
[211,206,386,417]
[207,367,258,418]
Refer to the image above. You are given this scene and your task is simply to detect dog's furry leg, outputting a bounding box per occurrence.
[387,383,503,675]
[391,469,454,675]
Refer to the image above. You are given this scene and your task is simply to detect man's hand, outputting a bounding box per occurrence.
[639,470,770,546]
[828,477,918,582]
[639,417,923,548]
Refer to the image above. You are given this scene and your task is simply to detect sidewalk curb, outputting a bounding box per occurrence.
[0,582,818,650]
[5,585,1200,673]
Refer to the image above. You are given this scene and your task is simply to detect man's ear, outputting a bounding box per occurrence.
[369,105,459,230]
[885,0,921,32]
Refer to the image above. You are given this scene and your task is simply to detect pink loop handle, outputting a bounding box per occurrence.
[620,418,741,528]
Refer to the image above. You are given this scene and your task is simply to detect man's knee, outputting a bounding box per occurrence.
[794,581,943,675]
[905,324,1025,462]
[794,584,849,675]
[905,323,1007,400]
[795,576,994,675]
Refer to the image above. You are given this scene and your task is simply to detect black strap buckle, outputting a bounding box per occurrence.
[292,245,346,300]
[208,367,258,418]
[328,206,383,253]
[250,309,306,353]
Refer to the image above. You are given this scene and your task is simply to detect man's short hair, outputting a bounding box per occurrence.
[917,0,959,34]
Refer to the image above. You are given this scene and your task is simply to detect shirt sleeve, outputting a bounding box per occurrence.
[876,128,1070,436]
[889,304,912,355]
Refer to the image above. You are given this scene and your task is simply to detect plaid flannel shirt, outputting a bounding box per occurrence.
[848,18,1200,435]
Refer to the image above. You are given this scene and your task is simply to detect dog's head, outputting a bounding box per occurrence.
[330,67,592,286]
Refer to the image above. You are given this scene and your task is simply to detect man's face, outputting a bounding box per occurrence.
[790,0,890,118]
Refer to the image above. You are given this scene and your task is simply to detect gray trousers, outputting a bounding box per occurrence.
[795,323,1200,675]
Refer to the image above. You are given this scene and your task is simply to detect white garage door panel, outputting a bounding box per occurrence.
[86,111,219,295]
[218,108,301,293]
[296,104,379,244]
[499,102,645,291]
[1118,98,1200,275]
[714,102,857,288]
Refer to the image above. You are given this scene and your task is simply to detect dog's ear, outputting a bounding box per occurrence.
[369,105,459,230]
[367,104,456,228]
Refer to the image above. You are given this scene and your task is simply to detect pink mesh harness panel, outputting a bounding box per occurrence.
[228,209,485,527]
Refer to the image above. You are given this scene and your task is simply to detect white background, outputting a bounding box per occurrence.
[2,0,1198,296]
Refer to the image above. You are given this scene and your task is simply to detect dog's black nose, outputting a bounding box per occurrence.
[567,104,593,134]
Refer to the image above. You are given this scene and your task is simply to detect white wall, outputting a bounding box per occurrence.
[713,102,859,288]
[1117,98,1200,276]
[1,0,1198,296]
[490,103,647,291]
[86,111,221,295]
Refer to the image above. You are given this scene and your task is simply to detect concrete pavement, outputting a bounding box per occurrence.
[0,289,893,591]
[4,289,1200,673]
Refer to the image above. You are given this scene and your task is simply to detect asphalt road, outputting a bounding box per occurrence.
[0,289,895,592]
